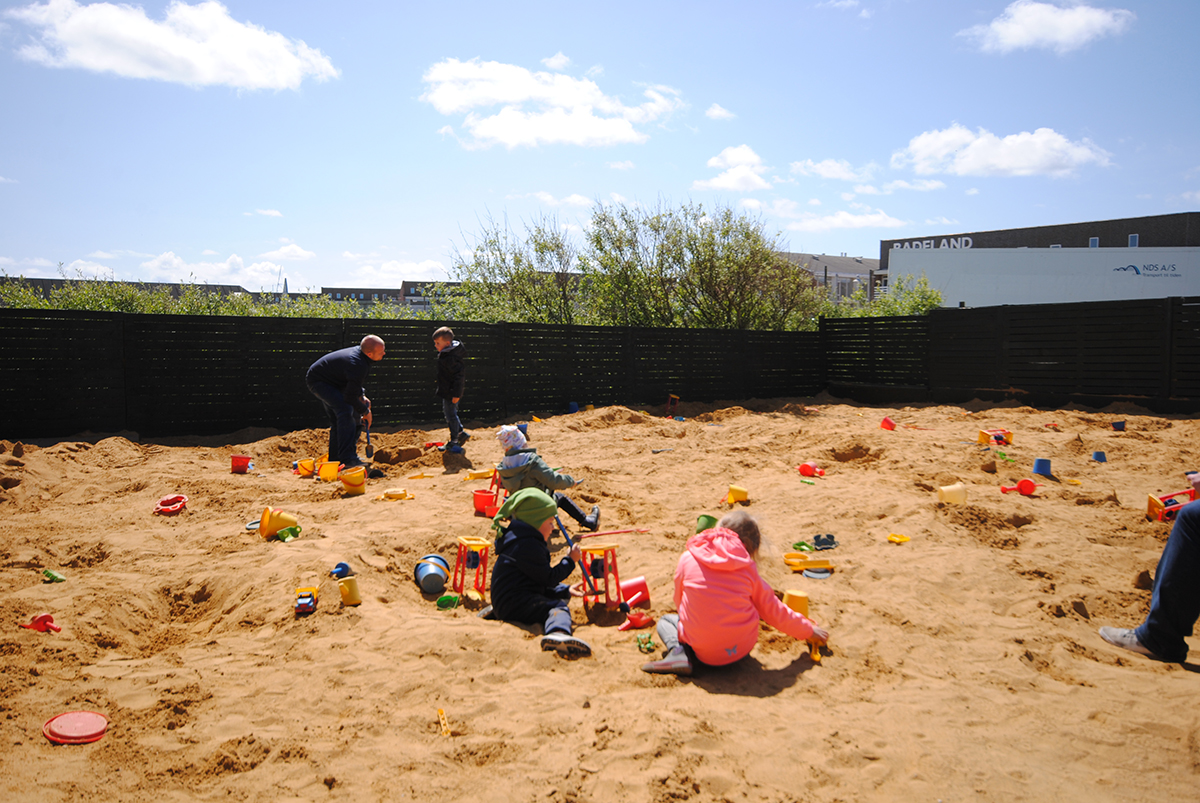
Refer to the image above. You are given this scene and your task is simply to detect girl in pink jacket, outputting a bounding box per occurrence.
[643,511,829,675]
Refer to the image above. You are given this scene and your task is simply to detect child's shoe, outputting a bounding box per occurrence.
[540,632,592,658]
[584,506,601,531]
[441,443,465,455]
[641,645,692,675]
[456,430,472,446]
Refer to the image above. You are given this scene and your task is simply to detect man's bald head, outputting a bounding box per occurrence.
[361,335,386,361]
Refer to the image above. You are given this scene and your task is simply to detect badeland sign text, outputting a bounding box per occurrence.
[892,237,973,251]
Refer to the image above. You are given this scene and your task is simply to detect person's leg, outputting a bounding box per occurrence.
[442,398,462,443]
[540,597,591,657]
[554,492,600,531]
[310,380,358,464]
[1133,503,1200,661]
[643,613,693,675]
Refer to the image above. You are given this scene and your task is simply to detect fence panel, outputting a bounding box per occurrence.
[0,309,126,438]
[823,316,929,387]
[928,307,1005,390]
[1004,299,1169,397]
[1171,296,1200,398]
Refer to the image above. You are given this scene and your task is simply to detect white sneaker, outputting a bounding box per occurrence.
[641,645,693,676]
[1099,626,1156,658]
[541,633,592,658]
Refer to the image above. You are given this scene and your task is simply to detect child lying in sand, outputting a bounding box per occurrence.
[489,488,592,658]
[643,510,830,675]
[495,425,600,531]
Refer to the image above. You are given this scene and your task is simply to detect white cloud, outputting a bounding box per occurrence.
[859,8,873,18]
[607,160,635,170]
[840,191,856,201]
[343,250,381,260]
[0,175,17,183]
[966,187,980,195]
[609,192,629,204]
[785,207,906,232]
[705,103,735,120]
[420,57,684,149]
[817,0,859,8]
[854,179,947,195]
[258,243,315,261]
[790,158,874,182]
[1183,190,1200,203]
[202,249,219,255]
[925,216,959,226]
[740,198,762,211]
[255,208,283,217]
[585,65,603,78]
[692,144,771,191]
[0,256,16,265]
[958,0,1134,55]
[529,191,592,207]
[809,198,822,206]
[88,250,115,259]
[27,257,54,267]
[4,0,338,90]
[139,251,286,289]
[353,259,448,284]
[541,51,570,70]
[891,123,1111,177]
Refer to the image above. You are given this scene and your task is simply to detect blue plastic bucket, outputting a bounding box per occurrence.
[1032,458,1052,475]
[1092,451,1107,463]
[415,554,450,594]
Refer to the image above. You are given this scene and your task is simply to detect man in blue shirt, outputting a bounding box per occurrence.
[306,335,385,467]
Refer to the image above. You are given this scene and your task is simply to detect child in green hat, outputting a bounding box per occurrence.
[489,488,592,657]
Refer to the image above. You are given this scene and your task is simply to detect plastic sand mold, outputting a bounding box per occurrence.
[42,570,66,583]
[438,709,452,737]
[636,634,658,653]
[888,533,910,544]
[436,594,460,609]
[154,494,188,515]
[377,488,415,500]
[44,711,108,744]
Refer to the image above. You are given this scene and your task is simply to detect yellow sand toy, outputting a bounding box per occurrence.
[461,469,495,481]
[408,472,435,479]
[783,553,834,572]
[376,488,415,501]
[978,429,1013,445]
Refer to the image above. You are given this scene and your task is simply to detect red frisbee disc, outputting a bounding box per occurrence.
[43,711,108,744]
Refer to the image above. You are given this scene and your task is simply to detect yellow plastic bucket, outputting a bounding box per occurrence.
[727,485,749,505]
[297,458,315,477]
[783,590,809,616]
[338,576,362,606]
[937,482,968,505]
[259,507,298,539]
[340,466,367,496]
[317,460,341,482]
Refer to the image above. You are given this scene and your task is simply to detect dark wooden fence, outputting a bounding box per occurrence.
[0,310,823,439]
[3,296,1196,440]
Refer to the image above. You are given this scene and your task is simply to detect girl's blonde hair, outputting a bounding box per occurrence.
[718,510,761,557]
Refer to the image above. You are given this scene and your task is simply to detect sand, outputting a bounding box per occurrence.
[1,395,1198,802]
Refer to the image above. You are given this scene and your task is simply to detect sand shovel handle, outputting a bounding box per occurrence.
[555,513,596,596]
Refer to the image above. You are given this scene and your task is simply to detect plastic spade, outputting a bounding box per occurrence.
[20,613,61,633]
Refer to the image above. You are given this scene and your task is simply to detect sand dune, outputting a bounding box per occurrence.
[2,396,1198,802]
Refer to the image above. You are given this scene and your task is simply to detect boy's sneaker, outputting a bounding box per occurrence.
[456,430,471,446]
[443,443,465,455]
[641,645,692,676]
[1099,626,1157,658]
[584,506,601,532]
[540,633,592,658]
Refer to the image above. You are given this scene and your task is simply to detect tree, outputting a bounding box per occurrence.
[825,272,943,318]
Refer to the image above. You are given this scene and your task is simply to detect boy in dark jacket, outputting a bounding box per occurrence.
[489,488,592,657]
[433,326,469,454]
[495,425,600,531]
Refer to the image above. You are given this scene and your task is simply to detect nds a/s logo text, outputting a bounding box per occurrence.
[1113,263,1179,278]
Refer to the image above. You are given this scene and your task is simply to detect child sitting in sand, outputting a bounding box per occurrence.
[495,425,600,531]
[489,487,592,658]
[642,510,829,675]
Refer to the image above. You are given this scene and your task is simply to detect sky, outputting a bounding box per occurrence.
[1,0,1198,293]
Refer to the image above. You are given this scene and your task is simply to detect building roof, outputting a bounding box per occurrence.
[780,251,879,277]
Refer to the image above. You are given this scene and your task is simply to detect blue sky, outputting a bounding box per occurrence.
[1,0,1197,292]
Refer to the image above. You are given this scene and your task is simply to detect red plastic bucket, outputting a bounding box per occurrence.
[880,416,896,431]
[231,455,251,474]
[620,575,650,608]
[473,489,496,513]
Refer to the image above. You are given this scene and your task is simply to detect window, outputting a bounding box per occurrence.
[1089,237,1099,248]
[1128,233,1139,247]
[336,293,342,299]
